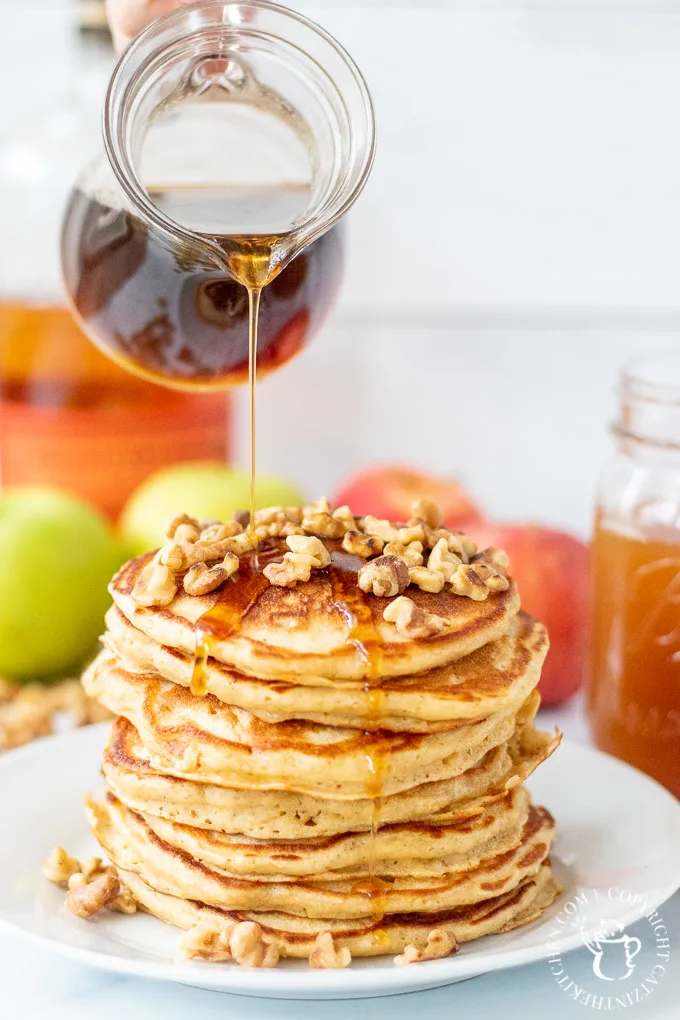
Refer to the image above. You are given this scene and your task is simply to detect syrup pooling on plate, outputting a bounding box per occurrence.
[328,550,389,923]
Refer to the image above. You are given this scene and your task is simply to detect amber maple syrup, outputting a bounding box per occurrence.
[328,552,390,925]
[61,184,341,392]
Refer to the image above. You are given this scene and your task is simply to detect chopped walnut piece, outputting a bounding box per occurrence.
[383,539,424,568]
[254,518,305,540]
[286,535,331,567]
[472,546,510,575]
[410,499,444,530]
[264,536,330,587]
[342,530,384,558]
[383,596,447,638]
[448,564,487,600]
[396,523,426,545]
[408,566,445,593]
[447,531,477,562]
[132,555,177,607]
[199,521,243,544]
[179,921,234,962]
[110,885,138,914]
[332,505,356,533]
[173,522,202,546]
[222,532,256,556]
[301,510,346,539]
[230,921,280,968]
[43,846,81,885]
[158,540,204,572]
[394,929,459,966]
[251,508,302,540]
[255,507,287,527]
[362,515,399,544]
[427,537,462,581]
[309,932,352,969]
[183,555,239,596]
[0,692,54,750]
[165,513,201,539]
[358,555,410,597]
[65,873,120,919]
[263,553,312,587]
[469,560,510,591]
[233,509,251,529]
[80,856,107,881]
[304,497,332,515]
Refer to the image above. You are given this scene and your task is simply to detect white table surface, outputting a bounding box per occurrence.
[2,696,678,1020]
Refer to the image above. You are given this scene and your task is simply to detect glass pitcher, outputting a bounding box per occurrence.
[61,0,375,390]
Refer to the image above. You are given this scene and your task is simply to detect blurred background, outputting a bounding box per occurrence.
[4,0,680,534]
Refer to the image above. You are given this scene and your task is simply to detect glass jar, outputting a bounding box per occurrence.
[586,353,680,796]
[61,0,374,390]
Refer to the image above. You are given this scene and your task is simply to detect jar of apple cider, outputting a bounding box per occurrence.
[587,354,680,796]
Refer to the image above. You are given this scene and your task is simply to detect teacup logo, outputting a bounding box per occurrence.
[546,888,670,1010]
[582,920,642,982]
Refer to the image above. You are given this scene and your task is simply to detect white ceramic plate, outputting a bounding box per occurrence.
[0,725,679,1000]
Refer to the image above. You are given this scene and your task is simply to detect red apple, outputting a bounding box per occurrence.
[468,523,589,706]
[333,465,483,529]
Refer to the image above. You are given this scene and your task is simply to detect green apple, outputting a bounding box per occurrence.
[119,461,305,556]
[0,487,122,680]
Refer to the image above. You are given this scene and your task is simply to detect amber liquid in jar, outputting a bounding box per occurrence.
[588,517,680,795]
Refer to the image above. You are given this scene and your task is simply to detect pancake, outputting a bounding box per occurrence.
[83,653,524,798]
[70,503,563,964]
[132,785,530,880]
[104,606,547,731]
[87,793,556,919]
[110,544,521,682]
[103,713,559,839]
[118,862,561,957]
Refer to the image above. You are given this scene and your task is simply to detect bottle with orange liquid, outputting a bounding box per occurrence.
[0,3,230,520]
[587,354,680,796]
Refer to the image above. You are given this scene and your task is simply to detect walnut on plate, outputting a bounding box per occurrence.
[230,921,280,968]
[43,846,81,885]
[394,929,459,966]
[179,921,235,962]
[65,873,121,919]
[309,932,351,969]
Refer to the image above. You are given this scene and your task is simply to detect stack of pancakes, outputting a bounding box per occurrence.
[83,508,561,963]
